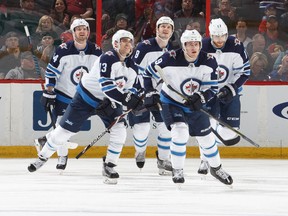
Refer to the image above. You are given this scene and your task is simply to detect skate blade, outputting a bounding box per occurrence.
[158,169,172,176]
[65,141,78,149]
[103,177,118,185]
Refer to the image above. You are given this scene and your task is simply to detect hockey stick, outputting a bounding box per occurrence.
[23,23,56,129]
[154,65,260,148]
[75,109,133,159]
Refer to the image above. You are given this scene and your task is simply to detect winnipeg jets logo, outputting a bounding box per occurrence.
[105,51,114,56]
[217,64,229,83]
[143,40,151,45]
[181,78,200,96]
[95,44,101,50]
[70,66,89,85]
[116,76,126,89]
[235,38,241,46]
[169,50,176,59]
[273,102,288,120]
[207,53,214,60]
[59,43,68,49]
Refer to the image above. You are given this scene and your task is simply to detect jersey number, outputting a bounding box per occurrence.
[100,63,107,73]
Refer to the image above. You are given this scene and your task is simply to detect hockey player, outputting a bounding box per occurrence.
[129,16,174,174]
[28,30,143,184]
[34,18,103,171]
[143,29,233,185]
[197,18,250,175]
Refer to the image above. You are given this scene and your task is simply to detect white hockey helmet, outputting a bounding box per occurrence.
[156,16,174,31]
[180,29,202,50]
[208,18,228,36]
[70,18,90,32]
[112,29,134,53]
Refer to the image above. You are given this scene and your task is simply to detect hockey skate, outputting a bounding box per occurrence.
[56,155,68,170]
[156,150,172,175]
[210,165,233,185]
[135,151,145,169]
[27,156,48,172]
[34,136,47,153]
[197,160,209,175]
[172,168,185,184]
[102,157,119,184]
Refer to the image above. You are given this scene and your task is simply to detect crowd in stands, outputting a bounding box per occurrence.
[0,0,288,81]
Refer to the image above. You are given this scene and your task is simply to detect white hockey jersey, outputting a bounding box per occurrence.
[78,50,138,108]
[45,41,102,104]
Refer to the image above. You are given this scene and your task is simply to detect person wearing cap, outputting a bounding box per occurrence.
[4,51,44,79]
[101,13,134,52]
[259,3,278,33]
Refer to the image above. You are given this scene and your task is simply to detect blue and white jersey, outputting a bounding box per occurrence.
[78,49,138,108]
[202,36,250,91]
[132,38,172,90]
[45,41,102,104]
[144,49,218,110]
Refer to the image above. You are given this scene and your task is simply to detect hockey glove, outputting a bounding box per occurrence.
[144,90,161,111]
[122,92,143,111]
[95,97,116,116]
[184,92,206,111]
[218,84,237,104]
[40,90,56,112]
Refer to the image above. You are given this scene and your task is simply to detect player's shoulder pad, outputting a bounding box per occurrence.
[100,50,118,66]
[225,36,245,52]
[86,41,103,56]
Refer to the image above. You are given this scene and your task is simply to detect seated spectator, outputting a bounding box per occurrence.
[60,29,73,43]
[249,52,270,81]
[230,17,252,49]
[259,3,278,33]
[66,0,93,19]
[50,0,70,31]
[273,49,288,70]
[0,32,27,79]
[269,53,288,81]
[279,0,288,34]
[101,13,134,52]
[5,51,44,80]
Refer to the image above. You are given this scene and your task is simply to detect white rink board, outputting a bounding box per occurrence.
[0,83,287,147]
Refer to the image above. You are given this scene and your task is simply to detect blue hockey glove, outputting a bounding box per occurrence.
[144,90,161,111]
[184,92,206,111]
[218,84,237,104]
[40,90,56,112]
[122,92,143,110]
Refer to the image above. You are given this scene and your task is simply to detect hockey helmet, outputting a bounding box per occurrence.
[208,18,228,36]
[70,18,90,32]
[180,29,202,50]
[156,16,174,31]
[112,30,134,52]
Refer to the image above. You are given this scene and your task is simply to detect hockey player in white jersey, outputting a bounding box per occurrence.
[197,18,250,175]
[34,18,102,171]
[143,29,233,185]
[28,30,143,184]
[129,16,174,174]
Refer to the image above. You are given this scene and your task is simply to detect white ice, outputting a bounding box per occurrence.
[0,158,287,216]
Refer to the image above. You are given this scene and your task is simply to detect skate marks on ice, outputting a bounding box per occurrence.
[0,159,287,216]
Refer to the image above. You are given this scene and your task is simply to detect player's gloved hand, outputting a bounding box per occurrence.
[184,92,206,111]
[40,90,56,112]
[122,92,143,110]
[144,90,161,111]
[218,84,237,104]
[95,97,116,116]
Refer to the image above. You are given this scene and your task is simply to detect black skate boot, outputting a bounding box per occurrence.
[56,155,68,170]
[27,156,48,172]
[156,150,172,175]
[102,156,119,184]
[197,160,209,175]
[172,168,185,184]
[135,151,146,169]
[34,136,47,153]
[210,165,233,185]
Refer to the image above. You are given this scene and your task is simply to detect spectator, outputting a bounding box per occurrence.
[259,3,278,33]
[66,0,93,19]
[279,0,288,34]
[249,52,270,81]
[0,32,27,79]
[101,13,134,52]
[50,0,70,31]
[269,53,288,81]
[273,49,288,70]
[4,51,44,79]
[230,17,252,49]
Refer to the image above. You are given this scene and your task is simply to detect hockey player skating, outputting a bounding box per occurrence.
[34,18,102,171]
[143,29,233,185]
[197,18,250,175]
[28,30,143,184]
[129,16,174,174]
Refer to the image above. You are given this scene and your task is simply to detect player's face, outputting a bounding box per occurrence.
[119,37,133,56]
[184,41,201,60]
[211,34,227,48]
[157,23,173,40]
[74,26,89,42]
